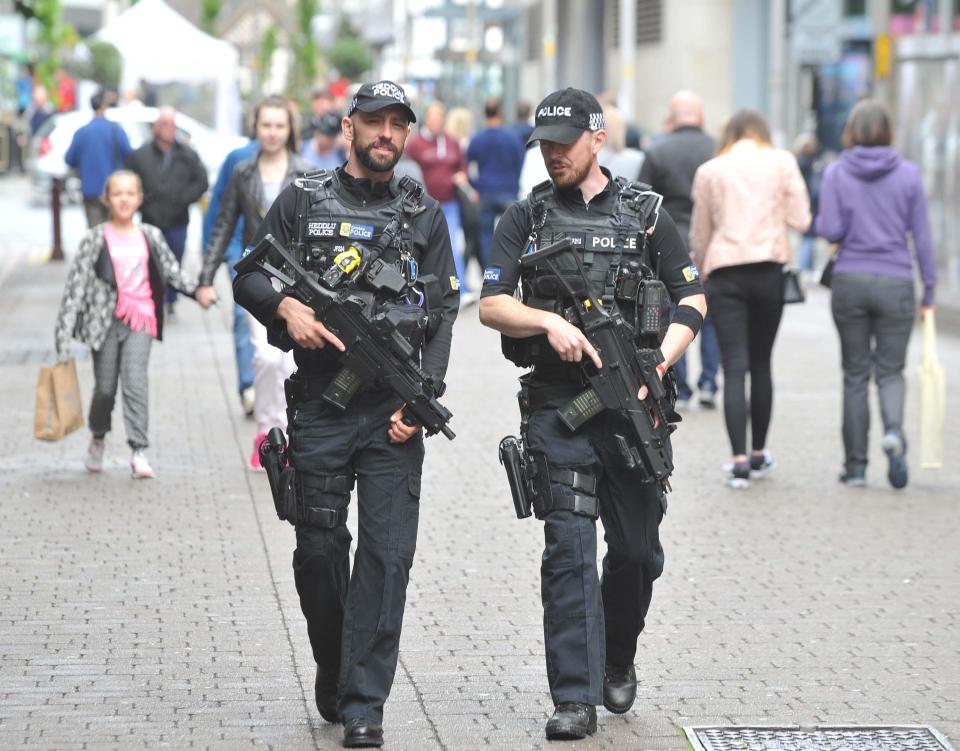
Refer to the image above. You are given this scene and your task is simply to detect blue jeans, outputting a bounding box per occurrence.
[477,195,515,270]
[797,235,816,272]
[673,312,720,400]
[440,200,469,293]
[224,242,255,394]
[161,225,187,305]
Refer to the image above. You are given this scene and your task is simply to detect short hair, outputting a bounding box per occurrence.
[842,99,892,149]
[253,95,299,153]
[101,169,143,203]
[516,100,532,121]
[90,90,105,110]
[718,109,772,153]
[483,96,502,119]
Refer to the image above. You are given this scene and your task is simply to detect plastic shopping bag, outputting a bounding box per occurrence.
[34,358,84,441]
[917,312,946,469]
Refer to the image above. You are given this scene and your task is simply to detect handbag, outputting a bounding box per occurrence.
[819,257,835,288]
[34,358,85,441]
[917,311,945,469]
[782,267,805,304]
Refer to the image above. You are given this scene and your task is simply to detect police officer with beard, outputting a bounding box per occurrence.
[479,89,707,741]
[234,81,458,749]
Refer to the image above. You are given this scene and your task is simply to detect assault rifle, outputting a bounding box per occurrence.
[235,234,455,440]
[519,239,676,492]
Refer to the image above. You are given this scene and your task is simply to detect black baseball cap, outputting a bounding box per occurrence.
[347,80,417,123]
[527,88,605,145]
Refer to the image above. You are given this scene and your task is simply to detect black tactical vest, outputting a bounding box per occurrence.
[503,176,665,368]
[291,169,444,346]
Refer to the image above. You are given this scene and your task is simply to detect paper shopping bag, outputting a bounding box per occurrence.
[34,358,84,441]
[917,313,946,469]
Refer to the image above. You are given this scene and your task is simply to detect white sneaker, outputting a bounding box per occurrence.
[85,437,105,473]
[241,386,255,418]
[130,450,155,479]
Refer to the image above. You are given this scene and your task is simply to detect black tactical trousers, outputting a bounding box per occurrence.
[526,398,666,707]
[288,388,424,725]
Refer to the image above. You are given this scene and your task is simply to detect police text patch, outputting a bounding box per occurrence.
[339,222,374,240]
[483,266,502,284]
[307,221,337,237]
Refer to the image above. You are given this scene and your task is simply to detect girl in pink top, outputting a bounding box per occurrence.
[54,171,197,478]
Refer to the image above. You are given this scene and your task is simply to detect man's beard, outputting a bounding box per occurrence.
[547,158,591,189]
[355,139,401,173]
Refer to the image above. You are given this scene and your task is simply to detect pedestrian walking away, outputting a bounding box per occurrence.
[639,90,721,409]
[467,96,526,269]
[689,110,811,489]
[53,170,198,478]
[196,96,307,471]
[232,80,459,748]
[202,138,259,417]
[815,100,937,490]
[126,107,209,315]
[479,87,707,741]
[65,89,132,228]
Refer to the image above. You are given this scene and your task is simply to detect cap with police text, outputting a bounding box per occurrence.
[527,88,604,145]
[347,80,417,123]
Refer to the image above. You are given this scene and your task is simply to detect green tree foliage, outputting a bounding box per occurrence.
[288,0,319,97]
[329,18,372,81]
[200,0,222,35]
[257,26,278,95]
[86,40,122,89]
[14,0,77,93]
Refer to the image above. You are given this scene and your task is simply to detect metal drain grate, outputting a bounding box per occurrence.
[684,725,956,751]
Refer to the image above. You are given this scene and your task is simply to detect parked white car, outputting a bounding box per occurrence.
[29,105,248,204]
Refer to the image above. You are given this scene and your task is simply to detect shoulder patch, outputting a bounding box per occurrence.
[449,275,461,291]
[682,264,700,282]
[483,266,502,284]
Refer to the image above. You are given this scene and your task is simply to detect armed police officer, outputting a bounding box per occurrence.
[233,80,459,749]
[479,89,707,741]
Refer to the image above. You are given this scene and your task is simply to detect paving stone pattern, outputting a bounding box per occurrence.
[1,249,957,750]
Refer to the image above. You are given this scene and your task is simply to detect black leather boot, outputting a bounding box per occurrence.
[545,702,597,740]
[342,718,384,748]
[602,664,637,714]
[314,666,339,723]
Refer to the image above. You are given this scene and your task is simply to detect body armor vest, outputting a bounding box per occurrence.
[504,177,667,369]
[292,169,443,348]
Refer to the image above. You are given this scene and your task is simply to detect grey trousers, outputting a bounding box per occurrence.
[831,273,915,473]
[89,319,153,449]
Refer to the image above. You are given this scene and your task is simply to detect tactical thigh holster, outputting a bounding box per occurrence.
[527,451,600,520]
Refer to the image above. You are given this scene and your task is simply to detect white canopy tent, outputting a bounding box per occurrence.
[96,0,242,135]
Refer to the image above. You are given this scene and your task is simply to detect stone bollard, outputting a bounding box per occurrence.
[51,176,63,262]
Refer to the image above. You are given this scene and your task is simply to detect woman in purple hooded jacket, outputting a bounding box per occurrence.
[816,100,937,490]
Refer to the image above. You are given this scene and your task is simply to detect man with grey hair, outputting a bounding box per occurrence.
[126,107,208,314]
[639,91,720,408]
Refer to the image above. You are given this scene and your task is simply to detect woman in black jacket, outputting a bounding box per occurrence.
[196,96,309,470]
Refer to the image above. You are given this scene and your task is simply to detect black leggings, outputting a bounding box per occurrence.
[705,262,784,456]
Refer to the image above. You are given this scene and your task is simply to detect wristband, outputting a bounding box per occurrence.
[671,304,703,337]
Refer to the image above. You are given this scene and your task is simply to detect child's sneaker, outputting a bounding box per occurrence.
[725,461,751,489]
[249,432,268,472]
[85,436,105,473]
[749,450,776,479]
[130,450,155,479]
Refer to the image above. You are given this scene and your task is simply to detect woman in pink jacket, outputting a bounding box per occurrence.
[690,110,811,489]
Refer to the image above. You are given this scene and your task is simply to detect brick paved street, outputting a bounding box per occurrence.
[1,181,958,750]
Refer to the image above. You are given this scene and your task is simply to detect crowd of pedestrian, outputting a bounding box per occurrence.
[44,74,938,748]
